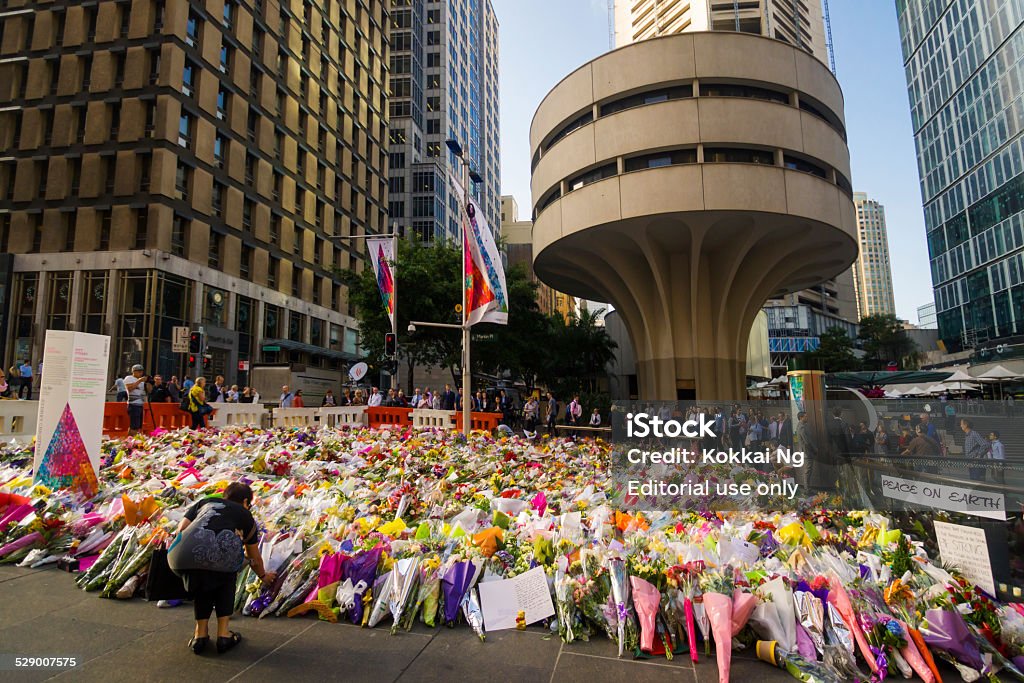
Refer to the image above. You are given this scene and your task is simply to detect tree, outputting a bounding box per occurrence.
[336,238,462,390]
[472,262,554,386]
[857,313,920,370]
[806,326,861,372]
[545,308,618,401]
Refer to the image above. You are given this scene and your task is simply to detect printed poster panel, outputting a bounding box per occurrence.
[33,331,110,499]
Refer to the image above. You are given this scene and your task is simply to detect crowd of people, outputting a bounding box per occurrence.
[1,359,40,400]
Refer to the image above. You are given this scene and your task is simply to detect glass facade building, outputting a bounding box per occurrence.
[387,0,500,243]
[898,0,1024,351]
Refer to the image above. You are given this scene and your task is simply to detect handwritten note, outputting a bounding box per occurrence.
[477,566,555,631]
[933,521,996,596]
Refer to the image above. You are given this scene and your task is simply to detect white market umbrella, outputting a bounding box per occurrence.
[885,389,903,398]
[976,365,1021,399]
[945,369,974,382]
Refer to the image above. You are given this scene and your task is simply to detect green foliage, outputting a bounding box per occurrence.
[336,239,617,397]
[857,313,920,370]
[336,238,461,384]
[805,326,861,372]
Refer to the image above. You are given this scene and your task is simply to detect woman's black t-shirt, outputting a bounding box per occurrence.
[168,497,257,575]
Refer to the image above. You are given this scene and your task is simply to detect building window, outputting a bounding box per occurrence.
[242,199,253,230]
[178,113,192,147]
[171,215,187,256]
[216,89,228,119]
[99,210,112,250]
[240,245,252,279]
[783,154,827,178]
[703,147,776,165]
[568,163,617,191]
[214,135,225,167]
[135,209,148,249]
[212,182,224,216]
[624,149,697,171]
[175,161,190,198]
[209,233,223,269]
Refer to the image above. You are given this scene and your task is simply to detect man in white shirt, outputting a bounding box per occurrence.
[279,385,294,408]
[367,387,383,407]
[124,364,148,435]
[589,409,601,427]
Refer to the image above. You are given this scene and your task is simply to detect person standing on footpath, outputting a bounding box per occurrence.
[545,393,559,436]
[961,418,988,482]
[123,364,149,436]
[18,359,33,400]
[150,375,172,403]
[188,377,211,429]
[169,482,276,655]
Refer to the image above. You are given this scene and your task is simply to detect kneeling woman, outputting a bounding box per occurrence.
[168,482,275,654]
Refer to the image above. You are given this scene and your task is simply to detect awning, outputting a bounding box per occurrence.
[826,370,953,388]
[260,338,360,362]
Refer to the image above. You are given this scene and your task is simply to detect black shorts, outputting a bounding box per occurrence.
[127,403,143,430]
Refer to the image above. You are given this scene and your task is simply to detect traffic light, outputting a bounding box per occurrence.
[189,332,203,354]
[188,354,197,366]
[202,354,212,370]
[384,332,397,357]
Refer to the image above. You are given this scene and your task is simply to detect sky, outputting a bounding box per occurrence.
[490,0,933,322]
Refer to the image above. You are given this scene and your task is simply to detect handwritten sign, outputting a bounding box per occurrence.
[933,521,996,596]
[477,566,555,631]
[879,474,1006,520]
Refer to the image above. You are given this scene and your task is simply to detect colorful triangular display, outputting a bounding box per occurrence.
[36,403,99,499]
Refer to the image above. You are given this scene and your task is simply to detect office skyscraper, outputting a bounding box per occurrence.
[899,0,1024,351]
[0,0,389,380]
[614,0,828,64]
[387,0,500,242]
[852,192,897,319]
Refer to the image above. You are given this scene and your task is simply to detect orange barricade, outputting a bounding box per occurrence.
[366,407,413,429]
[149,402,191,431]
[454,412,501,433]
[104,402,188,437]
[103,403,130,438]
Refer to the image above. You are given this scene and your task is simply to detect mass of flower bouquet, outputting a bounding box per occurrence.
[1,425,1023,682]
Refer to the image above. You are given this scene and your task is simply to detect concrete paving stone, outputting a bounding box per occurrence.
[238,621,429,683]
[59,595,194,633]
[0,614,145,682]
[555,652,694,682]
[560,630,696,669]
[691,657,794,683]
[396,626,561,683]
[48,623,244,683]
[0,571,95,628]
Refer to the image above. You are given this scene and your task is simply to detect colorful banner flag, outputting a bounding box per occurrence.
[367,238,395,328]
[449,180,508,327]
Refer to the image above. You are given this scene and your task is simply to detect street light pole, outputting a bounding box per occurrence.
[460,158,472,433]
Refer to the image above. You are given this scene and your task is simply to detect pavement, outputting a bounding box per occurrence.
[0,564,801,683]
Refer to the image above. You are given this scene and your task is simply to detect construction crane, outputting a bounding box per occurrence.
[608,0,615,49]
[822,0,837,75]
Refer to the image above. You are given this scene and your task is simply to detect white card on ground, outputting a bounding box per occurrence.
[477,566,555,631]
